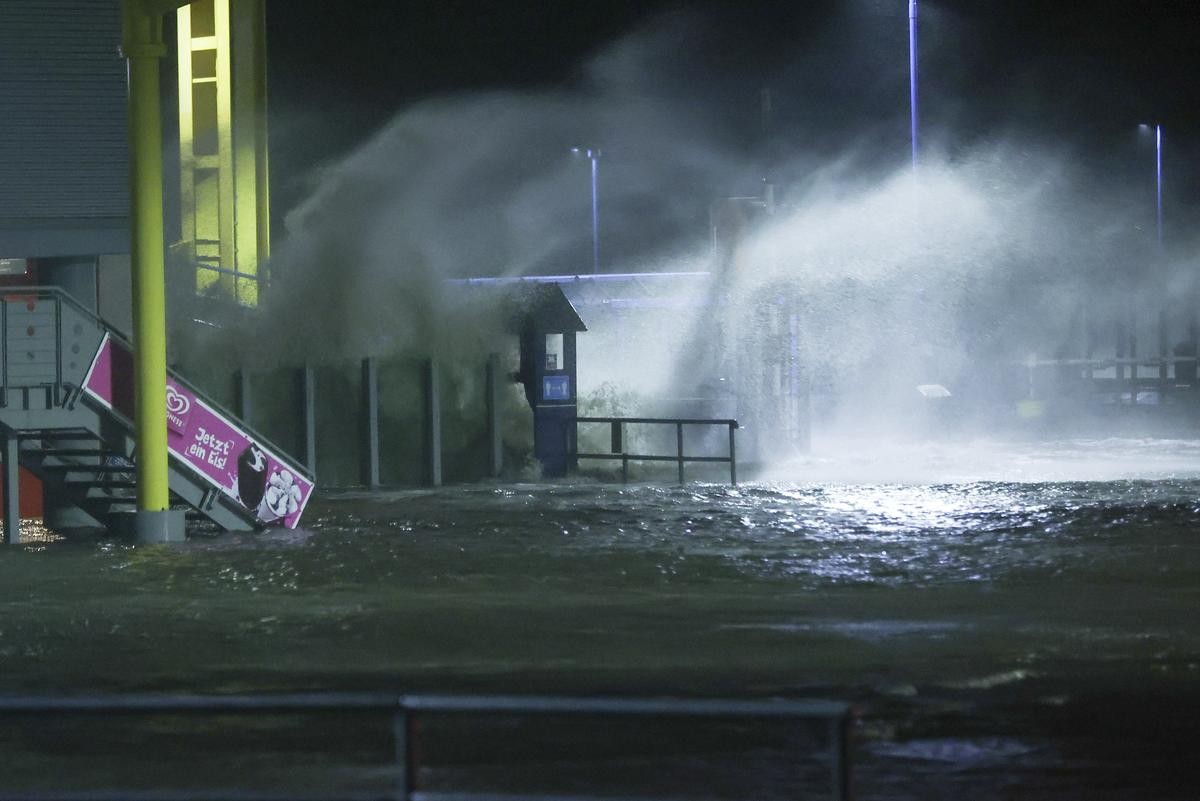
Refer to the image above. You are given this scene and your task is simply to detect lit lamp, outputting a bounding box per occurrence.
[909,0,919,171]
[1137,123,1163,250]
[1138,124,1176,385]
[570,147,601,273]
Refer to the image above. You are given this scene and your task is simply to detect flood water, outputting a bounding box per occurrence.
[1,437,1198,799]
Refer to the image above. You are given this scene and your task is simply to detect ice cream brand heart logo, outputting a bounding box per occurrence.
[166,385,191,415]
[165,385,192,433]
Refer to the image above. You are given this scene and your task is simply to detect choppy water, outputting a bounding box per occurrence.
[1,438,1199,799]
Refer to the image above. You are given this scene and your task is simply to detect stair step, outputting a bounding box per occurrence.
[41,464,134,473]
[2,289,284,534]
[28,430,100,441]
[67,479,137,489]
[90,493,136,502]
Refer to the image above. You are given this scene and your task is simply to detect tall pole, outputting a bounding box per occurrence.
[909,0,919,172]
[122,0,181,542]
[589,149,600,274]
[1155,124,1163,252]
[1153,124,1169,387]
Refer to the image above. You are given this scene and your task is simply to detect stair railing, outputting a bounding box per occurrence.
[0,286,313,490]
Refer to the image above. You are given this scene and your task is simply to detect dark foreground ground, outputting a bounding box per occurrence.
[0,448,1197,799]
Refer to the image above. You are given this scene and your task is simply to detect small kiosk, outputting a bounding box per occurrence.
[505,284,587,478]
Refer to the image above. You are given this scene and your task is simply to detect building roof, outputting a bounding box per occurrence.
[501,282,587,334]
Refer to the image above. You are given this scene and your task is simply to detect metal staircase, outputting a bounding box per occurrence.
[0,287,312,535]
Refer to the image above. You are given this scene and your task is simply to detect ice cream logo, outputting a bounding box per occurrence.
[165,384,192,434]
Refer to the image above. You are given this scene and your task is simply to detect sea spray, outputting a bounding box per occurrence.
[177,5,1200,478]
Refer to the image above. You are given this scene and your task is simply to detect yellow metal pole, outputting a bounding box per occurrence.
[121,0,171,514]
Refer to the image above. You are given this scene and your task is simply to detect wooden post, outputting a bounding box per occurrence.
[676,422,685,484]
[485,353,502,478]
[298,365,316,473]
[424,358,442,487]
[361,358,380,488]
[728,423,737,486]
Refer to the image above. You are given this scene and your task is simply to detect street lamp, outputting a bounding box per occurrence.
[1138,123,1170,385]
[1138,123,1163,250]
[909,0,919,171]
[571,147,601,273]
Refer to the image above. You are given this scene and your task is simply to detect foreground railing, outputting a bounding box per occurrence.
[572,417,739,485]
[0,693,851,801]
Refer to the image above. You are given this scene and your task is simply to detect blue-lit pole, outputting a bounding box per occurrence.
[1155,124,1163,252]
[572,146,601,273]
[1137,123,1169,382]
[1157,124,1166,385]
[909,0,919,171]
[589,148,600,273]
[1139,123,1164,250]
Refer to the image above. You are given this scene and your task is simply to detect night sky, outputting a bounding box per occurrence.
[264,0,1200,255]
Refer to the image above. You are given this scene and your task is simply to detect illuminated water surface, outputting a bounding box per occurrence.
[1,438,1197,799]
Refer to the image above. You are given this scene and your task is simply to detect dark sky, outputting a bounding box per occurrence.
[265,0,1200,231]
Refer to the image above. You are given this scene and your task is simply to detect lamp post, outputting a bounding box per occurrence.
[1154,123,1163,251]
[1137,123,1164,249]
[909,0,919,171]
[571,147,601,273]
[1139,123,1169,385]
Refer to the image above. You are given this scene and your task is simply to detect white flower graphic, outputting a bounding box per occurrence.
[257,469,302,523]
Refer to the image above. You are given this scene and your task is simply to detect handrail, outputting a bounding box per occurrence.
[574,416,738,427]
[0,287,313,486]
[0,692,853,801]
[0,692,847,718]
[572,416,738,485]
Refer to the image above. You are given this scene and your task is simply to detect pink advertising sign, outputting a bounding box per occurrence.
[81,334,314,529]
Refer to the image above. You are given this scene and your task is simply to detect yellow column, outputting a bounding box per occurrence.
[122,1,171,513]
[176,0,269,306]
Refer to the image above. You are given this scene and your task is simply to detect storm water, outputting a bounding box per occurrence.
[1,437,1198,800]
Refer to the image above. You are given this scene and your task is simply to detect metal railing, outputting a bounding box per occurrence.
[572,417,739,485]
[0,286,314,488]
[0,693,853,801]
[1016,353,1200,407]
